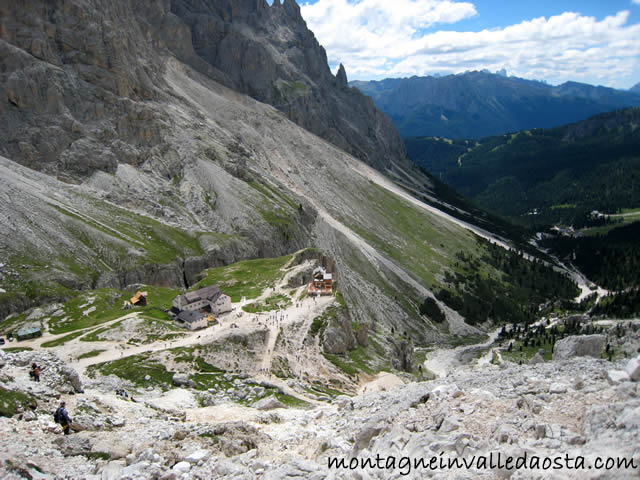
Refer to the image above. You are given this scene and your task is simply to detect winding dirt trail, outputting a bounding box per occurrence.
[423,327,503,378]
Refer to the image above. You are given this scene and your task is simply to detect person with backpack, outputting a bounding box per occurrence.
[29,362,42,382]
[54,401,72,435]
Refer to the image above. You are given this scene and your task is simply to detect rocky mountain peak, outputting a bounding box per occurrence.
[336,63,348,88]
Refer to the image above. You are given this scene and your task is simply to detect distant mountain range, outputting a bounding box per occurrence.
[351,72,640,139]
[405,108,640,227]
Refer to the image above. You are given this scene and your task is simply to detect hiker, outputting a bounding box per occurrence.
[55,401,72,435]
[29,363,41,382]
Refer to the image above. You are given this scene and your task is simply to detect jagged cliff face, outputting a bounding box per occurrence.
[0,0,411,178]
[169,0,410,173]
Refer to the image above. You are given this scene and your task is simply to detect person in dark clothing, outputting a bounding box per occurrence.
[30,363,41,382]
[56,401,72,435]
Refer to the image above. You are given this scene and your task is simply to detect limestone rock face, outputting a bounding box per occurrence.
[60,366,84,393]
[321,308,355,354]
[391,338,413,372]
[1,0,413,178]
[169,0,411,173]
[553,334,606,360]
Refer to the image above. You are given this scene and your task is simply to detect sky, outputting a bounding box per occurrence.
[297,0,640,88]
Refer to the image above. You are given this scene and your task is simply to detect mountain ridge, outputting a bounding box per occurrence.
[351,71,640,139]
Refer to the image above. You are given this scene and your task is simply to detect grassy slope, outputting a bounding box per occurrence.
[193,254,294,302]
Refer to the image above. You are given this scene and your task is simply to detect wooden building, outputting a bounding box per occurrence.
[176,310,207,330]
[309,267,333,295]
[172,285,232,315]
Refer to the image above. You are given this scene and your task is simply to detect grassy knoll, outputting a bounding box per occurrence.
[242,294,291,313]
[345,182,478,290]
[47,285,180,335]
[193,254,293,302]
[0,386,38,417]
[86,352,174,391]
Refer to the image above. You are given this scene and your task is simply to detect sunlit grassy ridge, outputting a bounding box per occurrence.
[194,254,294,302]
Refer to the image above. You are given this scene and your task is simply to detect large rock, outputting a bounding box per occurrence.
[172,373,191,387]
[53,436,92,456]
[626,355,640,381]
[101,460,126,480]
[321,309,355,354]
[61,366,84,393]
[552,335,606,360]
[606,369,630,384]
[252,395,285,411]
[185,449,211,464]
[529,351,544,365]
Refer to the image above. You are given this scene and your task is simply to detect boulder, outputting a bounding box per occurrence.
[121,462,161,479]
[172,461,191,474]
[172,373,190,387]
[61,366,84,393]
[185,449,211,464]
[626,355,640,381]
[252,396,285,410]
[607,370,630,384]
[332,395,353,410]
[53,436,92,456]
[101,460,126,480]
[529,352,544,365]
[552,335,606,360]
[353,421,387,452]
[616,406,640,428]
[494,424,518,444]
[549,383,568,394]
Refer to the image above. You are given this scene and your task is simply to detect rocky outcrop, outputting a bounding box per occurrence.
[553,334,606,360]
[335,63,348,89]
[391,338,413,372]
[628,355,640,381]
[321,309,355,355]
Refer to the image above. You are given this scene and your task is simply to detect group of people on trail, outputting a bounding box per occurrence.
[27,362,73,435]
[115,388,137,402]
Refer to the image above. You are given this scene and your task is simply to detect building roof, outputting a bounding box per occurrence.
[130,291,148,304]
[17,326,41,336]
[313,266,326,276]
[176,285,223,307]
[177,310,205,324]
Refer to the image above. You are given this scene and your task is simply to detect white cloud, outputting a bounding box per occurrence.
[300,1,640,87]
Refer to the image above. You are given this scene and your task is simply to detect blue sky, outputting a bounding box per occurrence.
[297,0,640,88]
